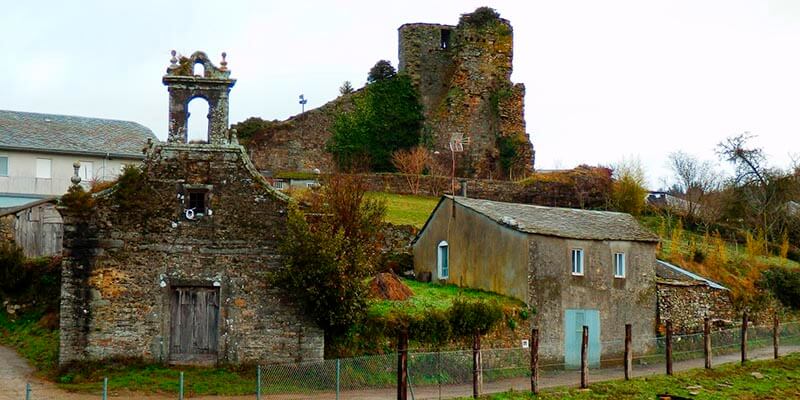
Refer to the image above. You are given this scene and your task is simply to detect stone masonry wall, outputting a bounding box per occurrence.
[59,144,323,366]
[657,282,735,334]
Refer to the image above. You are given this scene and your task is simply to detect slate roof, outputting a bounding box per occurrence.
[450,196,660,242]
[0,110,157,158]
[656,260,728,290]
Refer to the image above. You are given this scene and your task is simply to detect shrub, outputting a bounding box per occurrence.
[448,298,504,336]
[759,267,800,310]
[459,7,501,28]
[0,242,26,296]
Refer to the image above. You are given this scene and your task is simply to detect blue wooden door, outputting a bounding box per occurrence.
[564,309,601,368]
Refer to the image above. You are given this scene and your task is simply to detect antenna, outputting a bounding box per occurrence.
[447,132,467,198]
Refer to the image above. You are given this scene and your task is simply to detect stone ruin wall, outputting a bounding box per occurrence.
[248,10,533,179]
[656,282,735,334]
[59,144,323,366]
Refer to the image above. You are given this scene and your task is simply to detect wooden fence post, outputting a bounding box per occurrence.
[774,314,780,360]
[397,330,408,400]
[703,317,712,369]
[624,324,632,380]
[741,312,748,364]
[581,326,588,389]
[531,328,539,394]
[472,333,481,399]
[665,320,673,376]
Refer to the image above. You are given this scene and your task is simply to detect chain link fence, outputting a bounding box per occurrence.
[15,320,800,399]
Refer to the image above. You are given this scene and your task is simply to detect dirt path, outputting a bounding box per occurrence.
[2,345,798,399]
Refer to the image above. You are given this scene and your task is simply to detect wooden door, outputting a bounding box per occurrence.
[170,287,219,363]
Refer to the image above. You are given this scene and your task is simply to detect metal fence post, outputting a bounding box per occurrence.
[624,324,632,380]
[256,365,261,400]
[665,320,673,376]
[25,383,31,400]
[103,376,108,400]
[580,326,588,389]
[179,371,184,400]
[336,358,341,400]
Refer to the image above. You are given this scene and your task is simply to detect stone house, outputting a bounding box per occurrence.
[656,259,734,333]
[0,109,156,208]
[58,51,323,366]
[412,196,659,366]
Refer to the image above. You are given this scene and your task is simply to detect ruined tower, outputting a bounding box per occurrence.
[398,8,534,179]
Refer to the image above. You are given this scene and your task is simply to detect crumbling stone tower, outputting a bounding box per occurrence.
[399,8,534,179]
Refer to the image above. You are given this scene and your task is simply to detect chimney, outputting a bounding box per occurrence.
[459,179,467,198]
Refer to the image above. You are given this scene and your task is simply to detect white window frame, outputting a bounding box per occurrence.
[79,161,94,182]
[36,158,51,179]
[571,248,584,276]
[0,156,7,176]
[274,180,285,189]
[614,252,626,278]
[437,240,449,279]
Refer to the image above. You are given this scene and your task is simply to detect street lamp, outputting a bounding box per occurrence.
[298,94,308,113]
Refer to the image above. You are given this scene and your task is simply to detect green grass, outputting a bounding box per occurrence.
[369,278,526,318]
[367,192,440,228]
[0,311,59,376]
[477,352,800,399]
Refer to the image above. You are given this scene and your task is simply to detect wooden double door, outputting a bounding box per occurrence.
[169,287,220,363]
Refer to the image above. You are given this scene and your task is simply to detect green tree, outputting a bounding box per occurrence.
[272,174,386,336]
[339,80,354,95]
[367,60,396,84]
[328,69,424,172]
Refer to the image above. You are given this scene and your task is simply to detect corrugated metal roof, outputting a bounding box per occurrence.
[656,259,729,290]
[451,196,660,242]
[0,110,157,157]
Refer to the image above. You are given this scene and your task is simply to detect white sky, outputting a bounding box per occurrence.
[2,0,800,188]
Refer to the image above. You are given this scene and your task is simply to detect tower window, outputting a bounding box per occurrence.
[187,190,207,215]
[440,29,451,49]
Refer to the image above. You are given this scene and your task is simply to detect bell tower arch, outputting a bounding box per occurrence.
[162,50,237,145]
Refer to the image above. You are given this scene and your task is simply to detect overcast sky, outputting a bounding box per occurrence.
[2,0,799,187]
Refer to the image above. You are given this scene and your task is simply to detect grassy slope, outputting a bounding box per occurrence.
[479,352,800,399]
[366,192,439,228]
[369,278,526,318]
[0,311,59,375]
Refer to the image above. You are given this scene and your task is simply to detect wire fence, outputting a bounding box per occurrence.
[16,320,800,399]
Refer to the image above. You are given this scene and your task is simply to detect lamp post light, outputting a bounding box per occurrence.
[298,94,308,113]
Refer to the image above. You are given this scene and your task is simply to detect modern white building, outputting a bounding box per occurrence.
[0,110,157,208]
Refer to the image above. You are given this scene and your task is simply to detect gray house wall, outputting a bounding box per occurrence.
[529,236,657,361]
[413,197,529,301]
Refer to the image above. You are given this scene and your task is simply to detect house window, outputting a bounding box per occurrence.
[0,156,7,176]
[437,241,449,279]
[79,161,94,181]
[274,180,285,190]
[571,249,584,276]
[440,29,451,49]
[614,252,626,278]
[36,158,51,179]
[187,190,207,215]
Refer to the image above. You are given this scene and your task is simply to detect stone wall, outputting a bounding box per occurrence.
[656,281,735,334]
[59,143,323,366]
[358,166,612,209]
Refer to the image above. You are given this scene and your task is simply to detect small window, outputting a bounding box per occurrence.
[0,156,7,176]
[187,191,207,215]
[437,241,449,279]
[36,158,51,179]
[79,161,94,181]
[440,29,451,49]
[274,181,285,189]
[571,249,584,276]
[614,252,626,278]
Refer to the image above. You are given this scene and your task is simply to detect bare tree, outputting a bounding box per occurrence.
[667,151,719,223]
[392,146,431,195]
